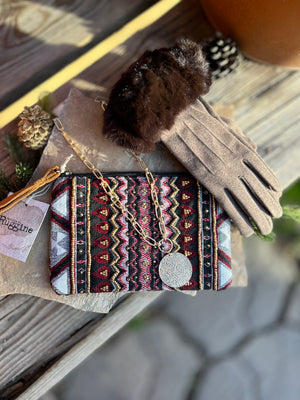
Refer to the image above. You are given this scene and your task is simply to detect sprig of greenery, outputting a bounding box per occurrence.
[15,162,34,189]
[252,204,300,242]
[1,132,40,200]
[252,220,276,242]
[0,93,55,200]
[282,205,300,223]
[0,162,35,200]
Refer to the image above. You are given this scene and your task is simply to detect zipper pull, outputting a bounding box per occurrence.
[0,166,61,214]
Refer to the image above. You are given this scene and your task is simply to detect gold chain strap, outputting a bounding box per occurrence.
[53,118,172,253]
[129,150,168,242]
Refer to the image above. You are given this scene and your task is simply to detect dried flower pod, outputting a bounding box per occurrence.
[202,32,240,79]
[18,105,53,150]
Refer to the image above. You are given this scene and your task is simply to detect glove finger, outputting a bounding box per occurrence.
[164,129,272,235]
[244,152,282,194]
[240,172,283,218]
[217,189,255,237]
[163,130,255,236]
[225,181,274,235]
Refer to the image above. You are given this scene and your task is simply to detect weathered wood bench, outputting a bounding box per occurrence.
[0,0,299,398]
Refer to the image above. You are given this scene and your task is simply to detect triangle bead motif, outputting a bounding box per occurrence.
[184,221,192,229]
[99,209,108,216]
[182,180,190,187]
[184,235,193,243]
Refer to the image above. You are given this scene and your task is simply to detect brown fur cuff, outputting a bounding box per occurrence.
[103,39,212,153]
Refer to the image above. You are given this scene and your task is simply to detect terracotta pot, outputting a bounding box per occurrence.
[200,0,300,68]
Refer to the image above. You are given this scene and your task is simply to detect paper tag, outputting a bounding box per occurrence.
[0,197,49,262]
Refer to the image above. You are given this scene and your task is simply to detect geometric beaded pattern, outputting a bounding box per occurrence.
[50,173,232,295]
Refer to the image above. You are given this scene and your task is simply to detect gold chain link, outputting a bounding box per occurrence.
[53,118,172,253]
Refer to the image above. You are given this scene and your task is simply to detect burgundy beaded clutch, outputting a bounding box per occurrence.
[49,172,232,294]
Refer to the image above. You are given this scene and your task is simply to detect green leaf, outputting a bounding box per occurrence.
[254,229,276,242]
[251,219,276,242]
[280,179,300,205]
[282,205,300,223]
[15,162,34,189]
[127,314,148,331]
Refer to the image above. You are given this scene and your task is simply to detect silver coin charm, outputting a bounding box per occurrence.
[158,253,193,288]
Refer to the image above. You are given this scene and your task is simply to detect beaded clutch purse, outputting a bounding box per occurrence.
[49,172,232,295]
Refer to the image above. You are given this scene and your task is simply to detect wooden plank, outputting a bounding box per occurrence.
[52,0,214,108]
[15,293,161,400]
[0,0,157,110]
[0,0,182,128]
[0,296,102,396]
[0,295,30,320]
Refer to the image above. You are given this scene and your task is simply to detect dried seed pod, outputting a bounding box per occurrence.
[18,105,53,150]
[202,32,240,79]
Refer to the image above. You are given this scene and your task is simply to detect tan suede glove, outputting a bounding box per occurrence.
[161,98,282,237]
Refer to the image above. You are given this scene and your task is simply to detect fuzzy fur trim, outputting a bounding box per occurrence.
[103,39,212,153]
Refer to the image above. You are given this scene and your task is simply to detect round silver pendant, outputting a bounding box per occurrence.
[159,253,193,288]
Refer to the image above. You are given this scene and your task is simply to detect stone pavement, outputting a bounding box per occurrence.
[41,237,300,400]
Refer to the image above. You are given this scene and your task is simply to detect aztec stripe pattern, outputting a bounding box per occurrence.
[50,174,232,295]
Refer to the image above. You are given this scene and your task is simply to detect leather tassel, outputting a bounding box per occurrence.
[0,166,61,214]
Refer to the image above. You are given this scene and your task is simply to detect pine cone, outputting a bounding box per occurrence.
[202,32,240,79]
[18,105,53,150]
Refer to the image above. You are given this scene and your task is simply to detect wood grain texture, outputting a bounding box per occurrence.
[0,294,103,398]
[0,0,299,397]
[14,293,161,400]
[0,0,157,109]
[53,0,214,107]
